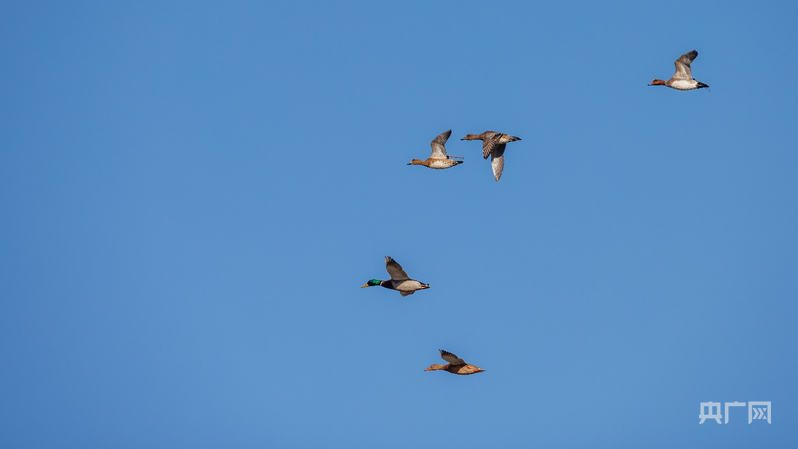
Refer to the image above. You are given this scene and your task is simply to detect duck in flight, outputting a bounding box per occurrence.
[648,50,709,91]
[461,131,521,181]
[361,256,430,296]
[424,349,485,375]
[407,129,464,169]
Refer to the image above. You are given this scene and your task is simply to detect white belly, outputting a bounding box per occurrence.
[669,79,699,91]
[427,159,453,169]
[395,280,423,291]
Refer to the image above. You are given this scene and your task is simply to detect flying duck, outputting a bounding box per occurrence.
[648,50,709,91]
[424,349,485,375]
[461,131,521,181]
[361,256,430,296]
[407,129,464,169]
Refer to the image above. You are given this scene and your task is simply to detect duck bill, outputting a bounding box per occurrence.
[361,283,369,288]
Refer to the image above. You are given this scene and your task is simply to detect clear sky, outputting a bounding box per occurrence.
[2,1,797,447]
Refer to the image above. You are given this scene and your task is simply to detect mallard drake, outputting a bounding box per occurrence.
[361,256,430,296]
[407,129,464,169]
[461,131,521,181]
[424,349,485,375]
[648,50,709,91]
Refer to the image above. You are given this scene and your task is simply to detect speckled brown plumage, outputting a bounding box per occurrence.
[461,131,521,181]
[424,349,485,375]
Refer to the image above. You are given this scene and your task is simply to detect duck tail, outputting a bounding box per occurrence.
[697,81,709,89]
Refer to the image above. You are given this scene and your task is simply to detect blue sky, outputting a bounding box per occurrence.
[2,1,797,447]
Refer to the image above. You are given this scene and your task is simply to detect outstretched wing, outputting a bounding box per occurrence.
[440,349,466,366]
[673,50,697,80]
[490,144,506,181]
[400,290,414,297]
[481,133,501,159]
[430,129,451,159]
[385,256,410,281]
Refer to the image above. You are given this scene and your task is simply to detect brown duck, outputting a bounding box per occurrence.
[407,129,464,169]
[461,131,521,181]
[648,50,709,91]
[424,349,485,375]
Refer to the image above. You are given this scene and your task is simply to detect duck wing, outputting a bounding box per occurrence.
[430,129,451,159]
[673,50,697,81]
[440,349,466,366]
[384,256,410,281]
[480,132,501,159]
[491,144,506,181]
[400,290,415,297]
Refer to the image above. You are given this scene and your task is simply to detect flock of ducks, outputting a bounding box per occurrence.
[364,50,710,375]
[408,129,522,182]
[405,50,708,183]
